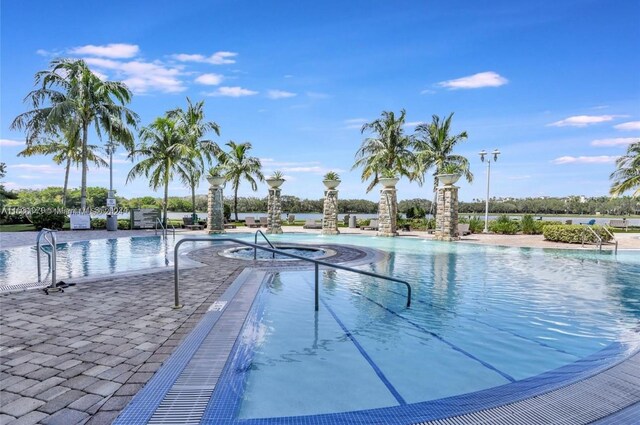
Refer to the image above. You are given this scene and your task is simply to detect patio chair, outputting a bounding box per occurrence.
[362,219,378,231]
[182,216,193,228]
[303,219,322,229]
[259,217,268,227]
[245,217,261,228]
[458,223,471,236]
[287,214,296,224]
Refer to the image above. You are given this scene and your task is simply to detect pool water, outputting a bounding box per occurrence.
[222,246,326,260]
[205,235,640,420]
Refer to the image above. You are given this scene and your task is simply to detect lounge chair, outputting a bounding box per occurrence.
[458,223,471,236]
[287,214,296,224]
[608,219,627,230]
[259,217,268,227]
[303,219,322,229]
[245,217,261,228]
[361,219,378,231]
[182,216,203,230]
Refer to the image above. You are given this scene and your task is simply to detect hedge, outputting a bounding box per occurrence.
[30,202,67,230]
[543,224,612,244]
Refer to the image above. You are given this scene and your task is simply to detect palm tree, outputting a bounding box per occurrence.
[413,113,473,190]
[17,121,107,206]
[610,141,640,197]
[127,117,198,225]
[168,98,221,222]
[217,141,264,221]
[352,109,416,192]
[11,58,138,210]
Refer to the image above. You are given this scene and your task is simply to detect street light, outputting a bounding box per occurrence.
[479,149,500,233]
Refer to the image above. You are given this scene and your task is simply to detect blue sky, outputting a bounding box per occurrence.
[1,0,639,202]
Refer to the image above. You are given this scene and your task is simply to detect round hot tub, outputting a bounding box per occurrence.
[220,245,329,261]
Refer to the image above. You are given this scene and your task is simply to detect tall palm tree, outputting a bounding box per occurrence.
[610,141,640,197]
[18,121,107,206]
[413,113,473,190]
[217,141,264,221]
[127,117,198,225]
[352,109,416,192]
[168,98,221,221]
[11,58,138,210]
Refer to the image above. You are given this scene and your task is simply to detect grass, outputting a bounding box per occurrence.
[0,223,37,232]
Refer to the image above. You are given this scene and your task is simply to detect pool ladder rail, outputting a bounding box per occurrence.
[155,217,176,238]
[582,225,618,255]
[254,229,276,259]
[36,228,63,294]
[173,235,412,311]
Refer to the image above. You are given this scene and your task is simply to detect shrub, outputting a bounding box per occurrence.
[521,214,544,235]
[543,224,613,244]
[29,202,67,230]
[91,218,106,229]
[489,214,520,235]
[117,219,130,230]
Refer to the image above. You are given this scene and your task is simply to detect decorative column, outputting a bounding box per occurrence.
[207,176,225,234]
[266,187,283,234]
[434,174,460,241]
[377,177,399,237]
[322,188,340,235]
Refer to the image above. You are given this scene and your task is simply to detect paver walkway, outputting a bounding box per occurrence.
[0,249,245,425]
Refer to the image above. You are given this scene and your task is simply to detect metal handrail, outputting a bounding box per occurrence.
[582,225,602,252]
[602,226,618,255]
[173,238,411,311]
[36,228,58,291]
[155,218,175,237]
[254,230,275,259]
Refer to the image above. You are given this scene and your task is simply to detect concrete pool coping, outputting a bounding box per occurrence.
[1,231,639,424]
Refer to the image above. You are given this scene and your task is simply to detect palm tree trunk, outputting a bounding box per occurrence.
[163,164,170,227]
[80,122,89,210]
[62,157,71,207]
[234,180,239,222]
[191,183,197,223]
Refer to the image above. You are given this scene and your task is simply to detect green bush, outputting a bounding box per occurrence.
[29,202,67,230]
[489,214,520,235]
[521,214,545,235]
[117,219,130,230]
[543,224,613,244]
[90,218,107,229]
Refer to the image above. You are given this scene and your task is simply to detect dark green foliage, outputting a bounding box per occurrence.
[543,224,613,244]
[29,202,67,230]
[223,204,231,221]
[117,219,130,230]
[520,214,545,235]
[91,218,106,229]
[489,214,520,234]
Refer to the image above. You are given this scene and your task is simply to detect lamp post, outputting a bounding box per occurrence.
[479,149,500,233]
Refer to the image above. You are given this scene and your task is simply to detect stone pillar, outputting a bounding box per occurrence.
[207,185,225,234]
[322,189,340,235]
[266,188,283,234]
[377,188,398,237]
[434,185,459,241]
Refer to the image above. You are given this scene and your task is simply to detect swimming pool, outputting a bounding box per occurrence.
[199,235,640,423]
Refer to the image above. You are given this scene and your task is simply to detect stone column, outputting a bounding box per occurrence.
[322,189,340,235]
[434,185,459,241]
[207,185,225,234]
[266,188,283,234]
[377,188,398,237]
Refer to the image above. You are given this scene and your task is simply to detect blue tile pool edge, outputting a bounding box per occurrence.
[112,267,266,425]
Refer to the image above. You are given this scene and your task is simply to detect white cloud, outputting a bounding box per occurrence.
[70,43,140,59]
[3,182,46,190]
[84,57,186,93]
[591,137,639,147]
[548,115,619,127]
[344,118,368,130]
[438,71,508,90]
[8,164,63,174]
[205,86,258,97]
[171,51,237,65]
[267,89,296,99]
[0,139,25,147]
[551,155,618,164]
[614,121,640,131]
[194,73,224,85]
[420,89,436,95]
[404,121,424,127]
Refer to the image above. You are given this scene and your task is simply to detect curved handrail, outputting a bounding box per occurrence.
[254,230,275,259]
[36,228,58,291]
[582,225,602,252]
[601,226,618,255]
[155,217,175,238]
[173,237,411,311]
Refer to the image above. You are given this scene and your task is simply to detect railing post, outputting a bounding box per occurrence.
[315,263,319,311]
[173,240,183,309]
[50,232,57,290]
[37,231,42,283]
